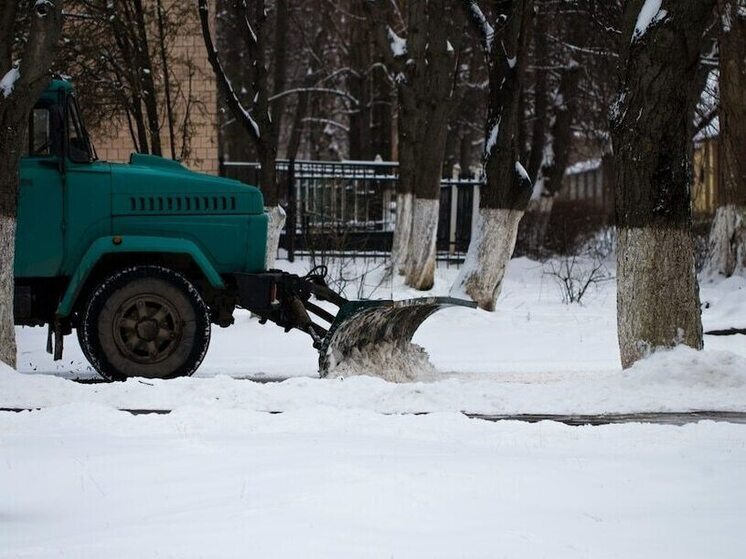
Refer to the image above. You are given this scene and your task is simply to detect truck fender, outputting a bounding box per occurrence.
[56,235,225,318]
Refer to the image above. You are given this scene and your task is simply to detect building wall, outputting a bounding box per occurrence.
[89,1,218,175]
[563,139,721,220]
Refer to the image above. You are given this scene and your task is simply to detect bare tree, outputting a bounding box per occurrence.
[706,0,746,277]
[611,0,715,368]
[63,0,203,160]
[529,60,581,251]
[450,0,535,311]
[0,0,64,368]
[199,0,287,268]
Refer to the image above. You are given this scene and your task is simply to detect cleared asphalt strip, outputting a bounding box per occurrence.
[1,408,746,426]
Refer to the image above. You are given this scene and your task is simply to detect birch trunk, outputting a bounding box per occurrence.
[611,0,713,368]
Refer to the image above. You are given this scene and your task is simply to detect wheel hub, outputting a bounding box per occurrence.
[136,319,159,342]
[113,294,183,365]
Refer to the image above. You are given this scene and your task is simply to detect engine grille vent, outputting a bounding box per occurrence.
[128,195,237,213]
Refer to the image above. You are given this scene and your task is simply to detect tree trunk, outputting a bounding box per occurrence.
[347,1,373,160]
[132,0,162,156]
[0,0,63,368]
[0,133,19,368]
[405,106,449,290]
[706,0,746,277]
[391,87,416,275]
[387,14,421,277]
[156,0,176,159]
[526,14,548,185]
[270,0,289,144]
[611,0,713,368]
[403,0,461,290]
[530,62,581,251]
[259,144,285,269]
[452,0,535,310]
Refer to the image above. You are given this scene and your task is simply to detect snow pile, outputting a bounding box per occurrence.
[0,360,16,375]
[3,345,746,414]
[702,275,746,332]
[326,342,435,383]
[622,345,746,391]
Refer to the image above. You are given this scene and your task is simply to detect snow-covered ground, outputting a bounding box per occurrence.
[3,256,746,558]
[7,257,746,413]
[1,406,744,558]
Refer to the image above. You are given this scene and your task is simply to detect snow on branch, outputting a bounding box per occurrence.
[386,26,407,57]
[269,87,359,106]
[484,115,501,157]
[34,0,54,18]
[239,0,259,47]
[0,67,20,98]
[632,0,668,42]
[197,0,260,140]
[463,0,495,53]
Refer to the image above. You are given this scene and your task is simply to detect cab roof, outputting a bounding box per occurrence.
[39,78,74,103]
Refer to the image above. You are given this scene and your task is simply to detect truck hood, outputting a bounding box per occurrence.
[110,154,265,216]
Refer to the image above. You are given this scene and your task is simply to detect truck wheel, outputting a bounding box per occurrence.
[80,266,211,381]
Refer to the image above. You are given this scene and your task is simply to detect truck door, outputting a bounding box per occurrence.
[60,96,111,275]
[15,103,65,278]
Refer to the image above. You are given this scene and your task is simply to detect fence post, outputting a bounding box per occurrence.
[287,159,296,263]
[449,166,460,255]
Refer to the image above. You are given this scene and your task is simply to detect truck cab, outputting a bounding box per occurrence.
[15,79,269,380]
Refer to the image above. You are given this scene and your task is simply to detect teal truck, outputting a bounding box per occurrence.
[13,79,471,380]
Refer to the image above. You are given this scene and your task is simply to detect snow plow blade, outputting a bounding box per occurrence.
[318,297,477,376]
[234,267,476,376]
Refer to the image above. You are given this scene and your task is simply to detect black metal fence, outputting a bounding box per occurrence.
[221,159,482,262]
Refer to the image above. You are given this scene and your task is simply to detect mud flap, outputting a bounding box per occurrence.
[318,297,476,376]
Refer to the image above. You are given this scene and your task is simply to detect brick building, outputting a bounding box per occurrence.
[89,1,219,175]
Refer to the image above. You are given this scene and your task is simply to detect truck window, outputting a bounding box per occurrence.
[67,98,92,162]
[26,107,53,156]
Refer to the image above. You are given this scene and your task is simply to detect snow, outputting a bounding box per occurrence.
[515,161,529,181]
[9,257,746,412]
[387,26,407,57]
[0,67,20,98]
[484,116,500,156]
[701,274,746,332]
[502,40,517,68]
[4,257,746,557]
[467,1,495,52]
[565,157,601,176]
[4,336,746,415]
[2,405,745,558]
[632,0,667,42]
[326,341,434,383]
